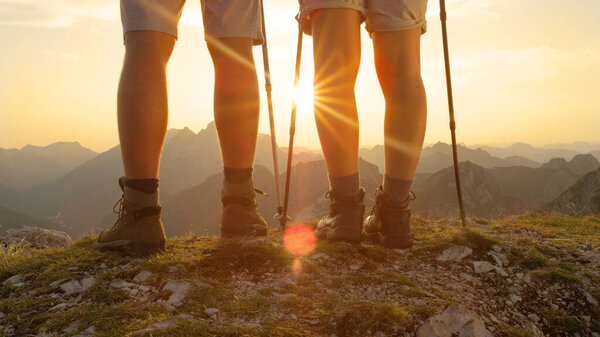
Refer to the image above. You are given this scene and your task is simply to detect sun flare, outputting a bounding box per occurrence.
[293,81,314,109]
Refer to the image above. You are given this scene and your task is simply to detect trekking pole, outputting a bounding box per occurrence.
[440,0,467,227]
[280,25,304,230]
[259,0,283,220]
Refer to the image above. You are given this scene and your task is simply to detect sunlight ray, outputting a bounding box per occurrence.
[313,99,359,129]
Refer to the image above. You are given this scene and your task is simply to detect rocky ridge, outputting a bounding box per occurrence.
[1,214,599,336]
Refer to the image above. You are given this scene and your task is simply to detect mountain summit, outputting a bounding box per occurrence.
[1,214,598,336]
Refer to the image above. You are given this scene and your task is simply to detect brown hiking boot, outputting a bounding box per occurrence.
[98,178,166,256]
[220,189,268,238]
[315,188,365,243]
[363,186,414,249]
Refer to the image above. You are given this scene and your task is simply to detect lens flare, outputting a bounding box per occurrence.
[291,257,302,277]
[282,223,316,257]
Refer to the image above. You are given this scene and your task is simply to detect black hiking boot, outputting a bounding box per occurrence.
[363,186,414,249]
[220,189,268,238]
[98,177,166,256]
[315,188,365,243]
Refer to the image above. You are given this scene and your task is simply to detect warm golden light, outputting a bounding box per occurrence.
[293,81,314,110]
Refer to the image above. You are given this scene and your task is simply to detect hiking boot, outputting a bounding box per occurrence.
[315,188,365,243]
[98,178,166,256]
[220,189,268,238]
[363,186,414,249]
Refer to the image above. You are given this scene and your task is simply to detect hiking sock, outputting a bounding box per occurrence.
[123,178,159,207]
[383,174,412,204]
[224,167,253,184]
[223,175,255,200]
[329,172,361,198]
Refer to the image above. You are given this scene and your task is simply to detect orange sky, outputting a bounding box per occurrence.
[1,0,599,152]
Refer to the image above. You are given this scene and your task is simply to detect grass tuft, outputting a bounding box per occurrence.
[335,301,410,336]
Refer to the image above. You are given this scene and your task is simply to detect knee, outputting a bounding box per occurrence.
[207,38,255,77]
[314,55,359,93]
[207,38,257,96]
[381,71,423,97]
[124,31,176,66]
[376,57,422,93]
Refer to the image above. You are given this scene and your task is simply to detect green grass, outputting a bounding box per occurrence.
[414,226,498,257]
[519,253,548,270]
[542,268,580,284]
[2,213,599,336]
[548,313,585,334]
[504,328,535,337]
[334,301,410,336]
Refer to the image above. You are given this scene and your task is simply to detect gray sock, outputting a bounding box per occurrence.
[329,172,360,197]
[124,186,159,207]
[222,176,255,200]
[383,174,412,203]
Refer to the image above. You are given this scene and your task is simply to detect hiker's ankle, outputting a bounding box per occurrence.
[122,178,160,207]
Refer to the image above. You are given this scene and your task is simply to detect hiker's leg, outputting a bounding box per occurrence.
[373,28,426,185]
[311,9,362,179]
[118,31,175,179]
[207,38,259,170]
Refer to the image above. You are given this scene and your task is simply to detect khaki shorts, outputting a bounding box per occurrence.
[120,0,264,45]
[297,0,428,36]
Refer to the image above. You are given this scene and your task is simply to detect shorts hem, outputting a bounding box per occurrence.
[366,19,427,37]
[297,3,366,36]
[204,32,264,46]
[122,22,179,43]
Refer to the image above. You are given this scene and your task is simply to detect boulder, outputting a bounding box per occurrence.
[417,304,493,337]
[134,271,152,283]
[163,281,193,307]
[1,227,73,248]
[59,277,96,296]
[2,275,24,288]
[473,261,494,274]
[436,245,473,262]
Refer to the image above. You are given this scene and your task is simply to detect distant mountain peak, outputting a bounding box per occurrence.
[509,142,534,149]
[205,121,216,130]
[541,157,568,169]
[570,153,598,163]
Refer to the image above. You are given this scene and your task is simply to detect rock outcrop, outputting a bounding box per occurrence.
[1,226,73,249]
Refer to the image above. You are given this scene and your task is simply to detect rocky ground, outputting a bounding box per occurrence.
[1,213,599,336]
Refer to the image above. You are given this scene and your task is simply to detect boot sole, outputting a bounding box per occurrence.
[99,240,165,256]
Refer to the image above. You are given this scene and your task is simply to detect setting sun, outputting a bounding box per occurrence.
[293,80,314,110]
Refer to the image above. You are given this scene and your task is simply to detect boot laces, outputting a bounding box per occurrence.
[369,190,417,216]
[111,195,128,227]
[324,191,342,216]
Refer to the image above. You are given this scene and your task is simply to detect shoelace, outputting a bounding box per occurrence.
[110,195,128,228]
[368,191,417,216]
[323,191,345,216]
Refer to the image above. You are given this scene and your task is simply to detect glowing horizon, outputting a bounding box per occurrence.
[1,0,599,152]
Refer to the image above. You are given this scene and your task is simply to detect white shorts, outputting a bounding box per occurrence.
[297,0,428,36]
[120,0,264,45]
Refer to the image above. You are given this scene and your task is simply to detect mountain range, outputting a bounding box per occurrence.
[0,142,97,188]
[411,154,599,218]
[478,142,586,163]
[548,168,600,215]
[1,126,599,236]
[359,142,542,174]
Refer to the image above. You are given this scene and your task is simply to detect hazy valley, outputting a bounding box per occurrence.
[1,123,599,237]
